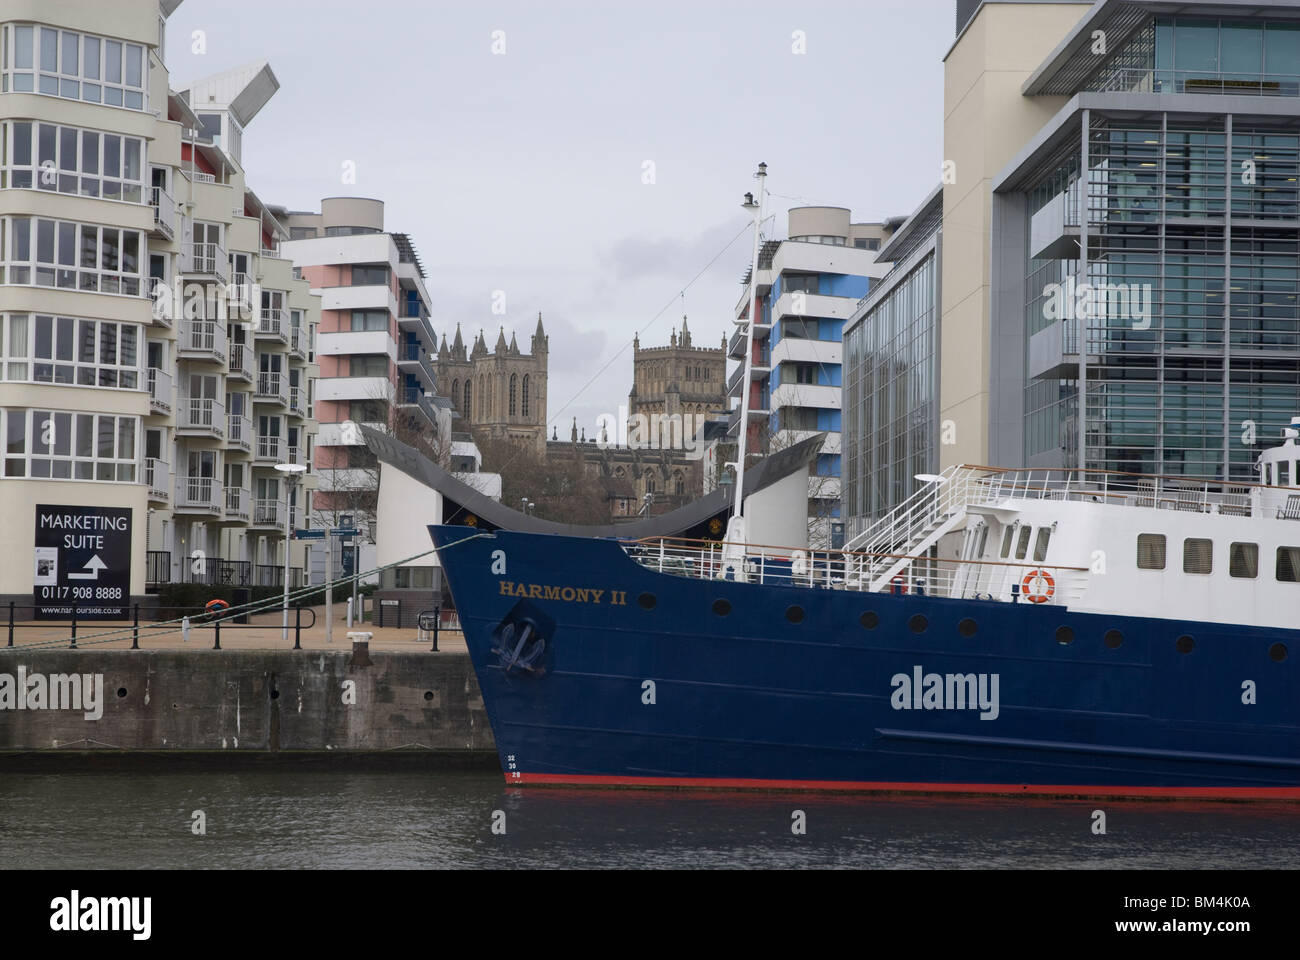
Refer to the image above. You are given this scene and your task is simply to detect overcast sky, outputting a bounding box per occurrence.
[166,0,952,435]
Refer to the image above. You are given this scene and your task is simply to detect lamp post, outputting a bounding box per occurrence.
[728,162,767,535]
[275,462,306,642]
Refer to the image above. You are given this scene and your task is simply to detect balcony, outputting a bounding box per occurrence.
[255,434,283,462]
[176,397,226,438]
[147,367,172,415]
[289,324,308,361]
[255,371,288,406]
[227,414,252,453]
[396,342,437,387]
[227,342,254,381]
[288,383,307,418]
[228,272,255,313]
[181,241,230,284]
[150,186,175,241]
[285,443,303,468]
[224,486,251,523]
[175,475,223,514]
[256,306,288,343]
[252,498,281,527]
[178,318,228,364]
[145,458,170,503]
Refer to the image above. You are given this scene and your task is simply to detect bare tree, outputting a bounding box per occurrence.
[476,432,609,524]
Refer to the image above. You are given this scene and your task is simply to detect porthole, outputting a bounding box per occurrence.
[712,598,732,617]
[1176,635,1195,655]
[1270,642,1288,663]
[270,688,281,700]
[116,687,127,698]
[638,592,657,611]
[908,614,928,634]
[423,691,435,701]
[1055,626,1074,646]
[786,605,805,624]
[859,611,879,630]
[958,618,977,638]
[1104,629,1124,650]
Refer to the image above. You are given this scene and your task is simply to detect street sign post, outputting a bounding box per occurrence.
[294,528,326,540]
[33,505,132,619]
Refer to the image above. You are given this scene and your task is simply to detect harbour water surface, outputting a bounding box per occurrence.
[2,771,1297,869]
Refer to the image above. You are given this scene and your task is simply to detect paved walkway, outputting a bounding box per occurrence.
[2,604,467,653]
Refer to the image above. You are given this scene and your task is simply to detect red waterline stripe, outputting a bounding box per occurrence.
[509,772,1300,800]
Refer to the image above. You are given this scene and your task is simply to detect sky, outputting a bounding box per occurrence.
[165,0,953,436]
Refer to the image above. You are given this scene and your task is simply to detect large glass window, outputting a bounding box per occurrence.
[2,217,143,294]
[3,25,145,109]
[350,310,387,331]
[351,265,388,286]
[0,314,140,388]
[0,408,137,480]
[2,121,144,201]
[348,354,388,377]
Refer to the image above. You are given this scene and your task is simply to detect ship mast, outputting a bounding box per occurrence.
[724,162,767,555]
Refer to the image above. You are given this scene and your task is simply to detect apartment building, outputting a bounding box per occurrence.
[0,0,319,611]
[728,206,891,547]
[278,197,447,582]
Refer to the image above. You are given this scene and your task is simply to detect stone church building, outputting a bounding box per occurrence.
[435,312,549,452]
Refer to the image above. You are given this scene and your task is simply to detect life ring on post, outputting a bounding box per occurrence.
[205,598,230,614]
[1021,570,1055,603]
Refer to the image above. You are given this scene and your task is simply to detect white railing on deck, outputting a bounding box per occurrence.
[621,536,1089,606]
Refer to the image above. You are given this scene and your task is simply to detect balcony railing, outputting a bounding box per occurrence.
[256,371,288,404]
[150,186,175,240]
[256,434,283,461]
[175,475,222,511]
[227,342,254,380]
[227,413,252,451]
[178,318,228,363]
[177,397,225,436]
[182,241,229,283]
[145,458,169,502]
[147,367,172,414]
[257,306,286,339]
[224,486,250,522]
[285,444,303,467]
[252,498,280,526]
[288,384,306,417]
[290,324,307,359]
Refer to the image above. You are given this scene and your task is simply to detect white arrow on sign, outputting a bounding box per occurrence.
[67,554,108,580]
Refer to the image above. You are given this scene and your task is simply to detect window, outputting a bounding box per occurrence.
[4,26,145,109]
[1229,542,1258,579]
[1277,546,1300,583]
[1000,525,1015,559]
[783,273,821,295]
[0,314,140,388]
[1137,533,1167,570]
[521,375,529,417]
[781,319,818,340]
[1015,526,1032,560]
[463,380,471,419]
[781,363,817,385]
[350,310,386,332]
[2,216,143,295]
[349,400,386,423]
[348,354,387,377]
[351,265,388,286]
[326,226,381,237]
[289,226,316,240]
[509,374,517,416]
[1033,527,1052,562]
[1183,537,1213,574]
[2,121,144,201]
[1,407,137,480]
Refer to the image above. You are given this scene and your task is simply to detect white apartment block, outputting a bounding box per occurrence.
[0,0,320,606]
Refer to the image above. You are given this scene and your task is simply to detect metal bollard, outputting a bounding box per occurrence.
[213,615,221,650]
[346,596,354,629]
[431,604,440,652]
[182,616,191,643]
[293,604,302,651]
[69,606,77,649]
[131,603,140,650]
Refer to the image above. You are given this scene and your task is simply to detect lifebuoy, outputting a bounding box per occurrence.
[1021,569,1055,603]
[205,598,230,613]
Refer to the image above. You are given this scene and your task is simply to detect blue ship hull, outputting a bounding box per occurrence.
[430,525,1300,799]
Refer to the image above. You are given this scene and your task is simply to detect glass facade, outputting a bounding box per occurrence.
[843,251,937,534]
[1022,112,1300,480]
[1086,18,1300,96]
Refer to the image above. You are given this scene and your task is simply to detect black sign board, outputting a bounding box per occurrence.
[33,505,132,619]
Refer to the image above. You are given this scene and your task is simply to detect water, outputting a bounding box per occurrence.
[2,771,1296,869]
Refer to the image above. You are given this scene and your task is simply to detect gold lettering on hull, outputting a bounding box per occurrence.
[498,581,618,605]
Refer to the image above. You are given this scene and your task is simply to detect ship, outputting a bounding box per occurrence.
[429,419,1300,800]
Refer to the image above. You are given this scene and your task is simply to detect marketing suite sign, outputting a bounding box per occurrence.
[33,505,132,619]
